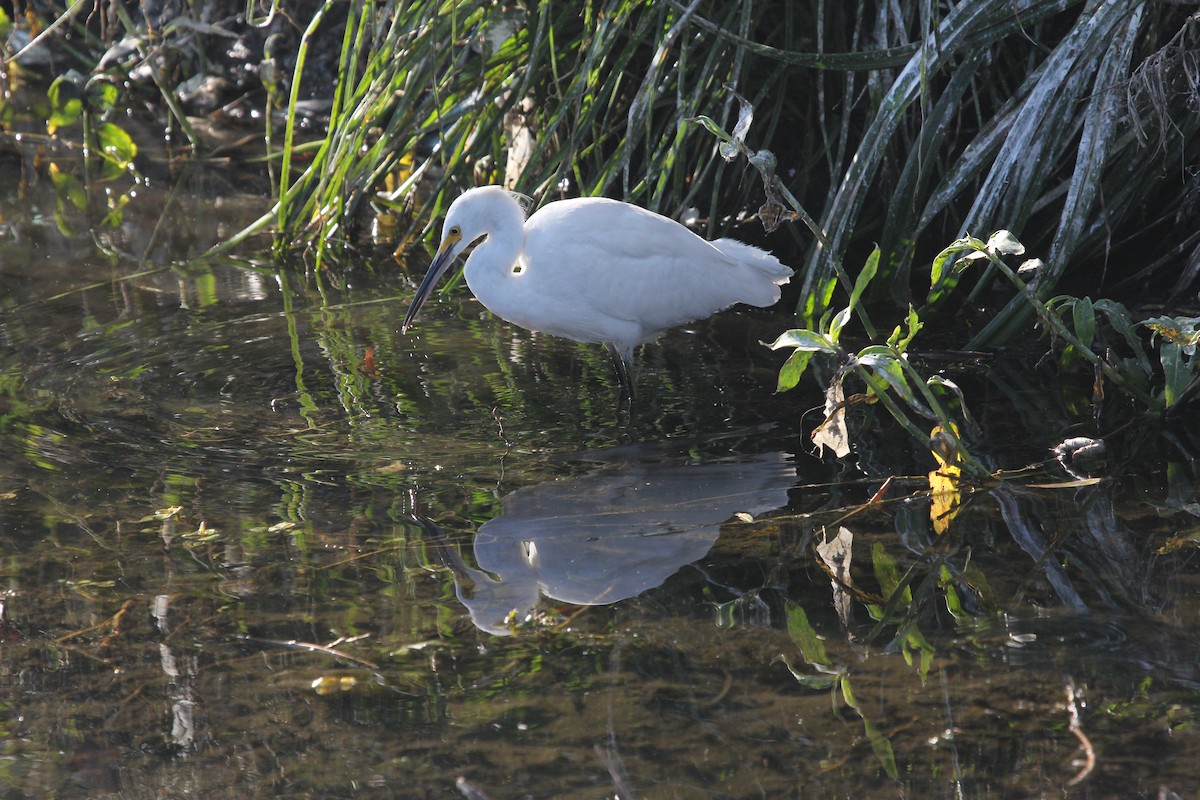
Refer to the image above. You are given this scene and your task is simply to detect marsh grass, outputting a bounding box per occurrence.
[246,0,1198,345]
[12,1,1199,341]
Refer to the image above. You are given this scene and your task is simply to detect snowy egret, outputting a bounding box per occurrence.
[402,185,792,398]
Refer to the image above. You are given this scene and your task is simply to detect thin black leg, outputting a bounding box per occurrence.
[605,344,638,429]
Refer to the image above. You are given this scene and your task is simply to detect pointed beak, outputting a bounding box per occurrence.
[402,234,461,333]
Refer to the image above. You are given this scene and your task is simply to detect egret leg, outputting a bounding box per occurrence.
[605,344,637,417]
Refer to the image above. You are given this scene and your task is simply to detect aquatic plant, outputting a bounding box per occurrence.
[768,226,1199,475]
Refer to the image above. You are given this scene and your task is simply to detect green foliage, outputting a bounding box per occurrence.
[800,2,1196,341]
[46,72,84,133]
[38,66,140,234]
[772,225,1198,474]
[769,244,979,473]
[780,600,899,779]
[1043,300,1200,412]
[1132,314,1197,410]
[246,0,805,264]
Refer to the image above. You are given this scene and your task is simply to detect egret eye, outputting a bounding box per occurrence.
[448,225,462,238]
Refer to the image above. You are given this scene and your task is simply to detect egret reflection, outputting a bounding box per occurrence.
[418,451,793,635]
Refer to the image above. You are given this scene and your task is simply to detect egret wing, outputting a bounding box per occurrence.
[524,199,750,333]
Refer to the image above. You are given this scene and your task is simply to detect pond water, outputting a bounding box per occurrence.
[2,143,1200,799]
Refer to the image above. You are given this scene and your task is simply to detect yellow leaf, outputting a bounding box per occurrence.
[929,423,963,534]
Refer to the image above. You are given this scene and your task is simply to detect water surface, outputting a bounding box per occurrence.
[2,147,1199,798]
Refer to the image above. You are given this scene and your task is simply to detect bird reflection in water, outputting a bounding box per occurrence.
[412,448,793,635]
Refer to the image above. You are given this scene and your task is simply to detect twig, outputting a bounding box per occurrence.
[56,599,135,644]
[1065,679,1096,786]
[235,634,379,669]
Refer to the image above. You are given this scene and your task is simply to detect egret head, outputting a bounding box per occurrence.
[402,187,525,333]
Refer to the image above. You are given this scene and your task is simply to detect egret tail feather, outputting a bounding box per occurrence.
[709,238,793,306]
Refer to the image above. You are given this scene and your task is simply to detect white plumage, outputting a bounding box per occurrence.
[403,185,792,393]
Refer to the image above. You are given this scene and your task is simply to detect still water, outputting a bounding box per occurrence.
[2,155,1200,798]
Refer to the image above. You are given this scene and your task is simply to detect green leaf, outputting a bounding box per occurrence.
[86,78,120,112]
[900,625,937,681]
[801,276,839,329]
[1095,299,1152,375]
[826,306,851,344]
[767,329,838,353]
[849,245,880,312]
[860,713,899,780]
[927,376,979,437]
[940,564,967,621]
[871,541,909,602]
[48,163,87,209]
[856,348,934,417]
[686,115,733,144]
[927,241,974,306]
[95,122,138,168]
[1161,343,1192,409]
[48,97,82,134]
[839,674,859,710]
[786,601,832,668]
[1072,296,1096,349]
[47,72,85,134]
[774,655,839,690]
[776,349,814,392]
[887,305,923,352]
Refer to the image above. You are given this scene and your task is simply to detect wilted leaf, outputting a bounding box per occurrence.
[816,526,854,626]
[1017,258,1044,277]
[985,229,1025,255]
[756,197,798,233]
[1142,315,1200,352]
[1027,478,1103,488]
[929,467,962,535]
[719,91,754,161]
[811,378,850,458]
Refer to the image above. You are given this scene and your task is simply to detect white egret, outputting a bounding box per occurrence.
[402,186,793,398]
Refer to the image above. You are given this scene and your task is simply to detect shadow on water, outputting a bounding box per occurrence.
[3,155,1200,797]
